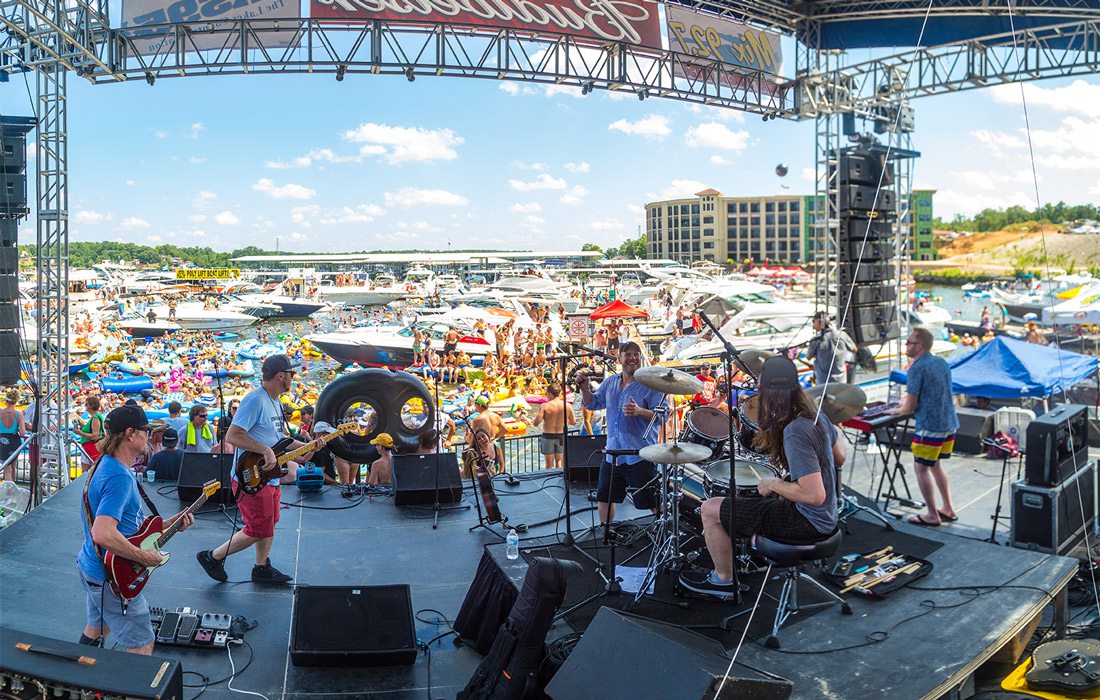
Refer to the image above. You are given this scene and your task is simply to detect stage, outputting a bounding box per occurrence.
[0,453,1081,699]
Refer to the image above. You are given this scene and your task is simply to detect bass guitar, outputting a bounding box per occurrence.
[235,421,361,494]
[105,480,220,602]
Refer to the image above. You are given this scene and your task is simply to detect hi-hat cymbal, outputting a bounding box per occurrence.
[806,382,867,424]
[639,442,712,464]
[737,349,777,377]
[634,366,704,395]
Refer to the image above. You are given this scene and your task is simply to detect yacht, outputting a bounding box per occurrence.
[659,299,816,361]
[318,276,407,307]
[145,301,259,331]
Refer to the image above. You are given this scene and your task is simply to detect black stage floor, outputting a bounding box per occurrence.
[0,470,1080,700]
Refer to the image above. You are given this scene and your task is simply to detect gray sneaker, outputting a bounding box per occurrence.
[196,549,227,582]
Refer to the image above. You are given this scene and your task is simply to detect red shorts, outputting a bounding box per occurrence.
[235,484,280,539]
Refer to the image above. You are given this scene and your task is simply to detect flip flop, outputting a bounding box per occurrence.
[938,510,959,522]
[908,513,940,527]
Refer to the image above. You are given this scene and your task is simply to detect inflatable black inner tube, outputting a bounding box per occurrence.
[315,369,435,464]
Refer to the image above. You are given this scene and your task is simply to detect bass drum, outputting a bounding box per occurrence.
[315,368,435,464]
[702,458,778,499]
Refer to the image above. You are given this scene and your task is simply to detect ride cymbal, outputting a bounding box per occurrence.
[639,442,712,464]
[634,366,704,395]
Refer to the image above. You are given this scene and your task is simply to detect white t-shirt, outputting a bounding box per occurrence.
[231,386,287,486]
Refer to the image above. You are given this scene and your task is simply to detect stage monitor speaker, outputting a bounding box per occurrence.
[392,452,462,505]
[0,626,183,699]
[177,452,233,504]
[290,584,417,667]
[837,239,894,263]
[0,173,27,213]
[546,608,793,700]
[840,185,896,213]
[1026,404,1090,486]
[0,329,19,386]
[837,261,893,285]
[566,433,606,483]
[0,219,15,245]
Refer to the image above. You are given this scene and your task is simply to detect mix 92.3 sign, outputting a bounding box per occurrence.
[665,6,781,86]
[121,0,299,55]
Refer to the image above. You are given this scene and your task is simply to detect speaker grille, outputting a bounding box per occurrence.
[291,585,417,667]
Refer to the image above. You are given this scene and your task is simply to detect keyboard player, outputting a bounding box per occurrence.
[889,327,959,527]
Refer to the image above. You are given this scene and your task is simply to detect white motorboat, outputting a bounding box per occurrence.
[318,284,407,307]
[307,312,495,368]
[146,302,259,331]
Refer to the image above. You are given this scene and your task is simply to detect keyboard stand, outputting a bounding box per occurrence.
[872,415,924,516]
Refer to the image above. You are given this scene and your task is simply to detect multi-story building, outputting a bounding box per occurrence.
[645,189,812,265]
[645,188,936,264]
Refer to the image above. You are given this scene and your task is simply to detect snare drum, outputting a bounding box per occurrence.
[680,406,732,460]
[702,458,778,499]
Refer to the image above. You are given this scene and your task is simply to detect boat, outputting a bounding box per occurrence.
[307,310,496,369]
[317,283,407,307]
[117,315,182,338]
[145,302,260,331]
[989,288,1060,322]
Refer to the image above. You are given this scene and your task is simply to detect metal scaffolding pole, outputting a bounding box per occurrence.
[34,57,70,506]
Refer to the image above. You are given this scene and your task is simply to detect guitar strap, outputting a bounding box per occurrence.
[81,455,124,606]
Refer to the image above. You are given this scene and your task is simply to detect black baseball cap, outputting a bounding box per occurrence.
[262,354,301,378]
[760,356,800,391]
[105,404,155,434]
[162,427,179,447]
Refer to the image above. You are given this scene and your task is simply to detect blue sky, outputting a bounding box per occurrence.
[2,41,1097,253]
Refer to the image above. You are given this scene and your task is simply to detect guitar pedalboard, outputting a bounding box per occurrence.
[150,606,242,648]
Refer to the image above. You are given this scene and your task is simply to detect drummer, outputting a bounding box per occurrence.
[577,341,665,526]
[678,356,838,600]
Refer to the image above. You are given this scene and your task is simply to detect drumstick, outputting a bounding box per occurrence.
[840,562,922,594]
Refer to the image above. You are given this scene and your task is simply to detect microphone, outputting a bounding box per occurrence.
[602,448,640,456]
[579,345,616,362]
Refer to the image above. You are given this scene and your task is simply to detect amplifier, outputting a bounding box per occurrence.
[565,434,606,483]
[0,626,183,699]
[392,452,463,505]
[178,452,233,504]
[291,584,417,667]
[1011,459,1096,555]
[1026,404,1089,486]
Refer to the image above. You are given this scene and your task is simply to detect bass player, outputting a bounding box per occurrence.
[78,404,195,653]
[197,354,314,585]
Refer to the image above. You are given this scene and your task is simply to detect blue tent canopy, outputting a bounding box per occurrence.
[889,336,1098,399]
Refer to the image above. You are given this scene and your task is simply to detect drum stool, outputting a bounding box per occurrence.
[749,528,850,649]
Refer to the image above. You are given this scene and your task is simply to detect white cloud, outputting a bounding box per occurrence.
[509,174,567,191]
[511,202,543,213]
[319,204,387,225]
[971,129,1026,157]
[1090,180,1100,195]
[120,217,150,230]
[152,129,167,140]
[289,231,307,241]
[125,179,136,187]
[252,178,316,200]
[953,170,996,191]
[384,187,468,208]
[625,203,644,215]
[396,220,444,233]
[25,143,37,161]
[266,155,313,169]
[989,79,1100,119]
[564,161,590,173]
[74,210,106,225]
[290,205,321,226]
[213,211,240,226]
[146,234,162,243]
[608,115,670,139]
[934,188,1035,216]
[685,122,750,151]
[189,214,207,223]
[499,83,520,95]
[544,84,582,99]
[192,191,217,210]
[343,123,464,165]
[511,161,546,171]
[652,179,711,200]
[189,156,205,164]
[560,185,589,205]
[521,215,546,233]
[710,155,731,165]
[253,218,276,231]
[585,218,626,231]
[801,166,815,182]
[189,122,205,138]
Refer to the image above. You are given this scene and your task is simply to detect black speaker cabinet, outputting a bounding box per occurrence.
[177,452,233,504]
[546,608,793,700]
[290,584,417,667]
[1026,404,1089,486]
[0,626,183,699]
[1012,460,1096,555]
[566,434,606,483]
[0,330,19,386]
[392,452,462,505]
[837,261,894,285]
[0,219,15,246]
[840,215,894,241]
[837,239,894,263]
[0,274,17,301]
[0,173,26,213]
[840,185,896,213]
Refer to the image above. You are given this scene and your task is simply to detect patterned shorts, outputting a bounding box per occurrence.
[911,431,956,467]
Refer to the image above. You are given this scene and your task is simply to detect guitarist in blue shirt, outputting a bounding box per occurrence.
[78,405,194,653]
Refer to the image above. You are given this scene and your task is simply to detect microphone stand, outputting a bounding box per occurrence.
[696,311,747,605]
[428,373,469,528]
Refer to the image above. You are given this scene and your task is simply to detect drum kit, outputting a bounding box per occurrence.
[626,361,870,599]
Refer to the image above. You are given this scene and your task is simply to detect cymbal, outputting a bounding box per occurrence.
[736,349,776,377]
[806,382,867,424]
[640,442,713,465]
[635,366,703,395]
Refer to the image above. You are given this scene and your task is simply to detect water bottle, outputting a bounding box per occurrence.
[506,529,520,560]
[359,463,368,481]
[868,432,878,450]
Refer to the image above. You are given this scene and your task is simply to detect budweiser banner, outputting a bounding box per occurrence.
[311,0,663,49]
[665,6,781,85]
[121,0,300,56]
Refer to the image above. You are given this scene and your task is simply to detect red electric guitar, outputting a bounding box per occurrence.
[104,480,220,602]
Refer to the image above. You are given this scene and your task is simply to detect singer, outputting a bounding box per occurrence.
[577,341,665,525]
